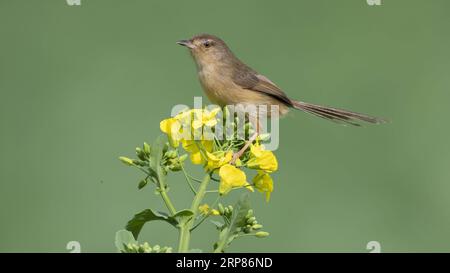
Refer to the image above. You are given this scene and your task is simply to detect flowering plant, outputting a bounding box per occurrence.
[116,107,277,253]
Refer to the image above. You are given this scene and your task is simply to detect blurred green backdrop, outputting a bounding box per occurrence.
[1,0,450,252]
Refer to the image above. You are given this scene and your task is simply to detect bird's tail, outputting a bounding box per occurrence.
[291,100,386,126]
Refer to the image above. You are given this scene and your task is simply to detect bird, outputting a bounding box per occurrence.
[176,33,385,160]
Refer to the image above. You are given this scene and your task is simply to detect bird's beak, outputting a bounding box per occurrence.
[176,39,195,49]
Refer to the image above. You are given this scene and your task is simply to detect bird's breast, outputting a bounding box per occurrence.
[197,64,234,107]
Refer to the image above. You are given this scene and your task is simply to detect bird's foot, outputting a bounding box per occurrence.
[230,149,245,165]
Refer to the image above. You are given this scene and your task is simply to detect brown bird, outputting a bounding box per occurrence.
[177,34,385,159]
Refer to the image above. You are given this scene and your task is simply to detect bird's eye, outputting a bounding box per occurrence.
[203,40,212,48]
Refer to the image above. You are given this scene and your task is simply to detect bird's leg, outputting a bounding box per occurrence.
[231,132,258,164]
[230,114,261,165]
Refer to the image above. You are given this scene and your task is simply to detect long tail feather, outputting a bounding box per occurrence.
[291,100,386,126]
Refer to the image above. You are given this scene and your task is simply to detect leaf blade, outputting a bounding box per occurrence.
[125,209,178,239]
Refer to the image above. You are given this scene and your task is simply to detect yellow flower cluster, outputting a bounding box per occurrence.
[160,107,278,201]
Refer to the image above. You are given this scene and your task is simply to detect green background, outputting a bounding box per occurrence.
[1,0,449,252]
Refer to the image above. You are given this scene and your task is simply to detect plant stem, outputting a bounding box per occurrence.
[180,161,197,195]
[160,190,177,216]
[156,168,176,216]
[177,173,211,252]
[213,228,230,253]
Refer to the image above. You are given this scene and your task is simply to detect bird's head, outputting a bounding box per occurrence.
[177,34,233,68]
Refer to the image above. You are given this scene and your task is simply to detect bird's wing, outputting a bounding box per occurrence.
[232,68,293,106]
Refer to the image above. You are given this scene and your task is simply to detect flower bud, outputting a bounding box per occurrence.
[136,147,147,161]
[138,179,148,190]
[165,150,177,159]
[161,247,173,253]
[211,209,220,216]
[163,142,169,154]
[153,245,160,253]
[133,160,147,167]
[255,231,270,238]
[252,224,263,230]
[119,156,134,166]
[143,142,151,155]
[246,209,253,219]
[141,242,152,253]
[169,164,182,172]
[227,205,233,214]
[247,217,256,224]
[218,203,225,215]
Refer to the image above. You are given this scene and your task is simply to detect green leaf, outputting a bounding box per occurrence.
[213,194,251,252]
[126,209,178,239]
[173,209,194,219]
[229,194,251,235]
[115,230,137,252]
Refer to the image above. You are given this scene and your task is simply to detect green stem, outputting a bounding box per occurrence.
[180,161,197,195]
[156,168,176,216]
[160,190,177,216]
[177,173,211,252]
[213,228,230,253]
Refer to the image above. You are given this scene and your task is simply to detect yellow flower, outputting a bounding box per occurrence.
[252,171,274,202]
[181,139,213,165]
[192,107,221,129]
[160,117,183,147]
[198,204,220,216]
[198,204,210,215]
[247,144,278,173]
[205,150,233,172]
[210,209,221,216]
[218,164,254,195]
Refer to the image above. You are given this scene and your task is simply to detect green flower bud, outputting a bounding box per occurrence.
[119,156,134,166]
[161,247,173,253]
[218,203,225,215]
[179,154,188,161]
[223,106,230,119]
[247,217,256,224]
[136,147,147,161]
[153,245,160,253]
[140,242,152,253]
[138,179,148,190]
[133,160,147,167]
[255,231,270,238]
[252,224,263,230]
[143,142,151,155]
[169,163,182,172]
[246,209,254,218]
[227,205,233,214]
[165,150,177,159]
[163,142,169,154]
